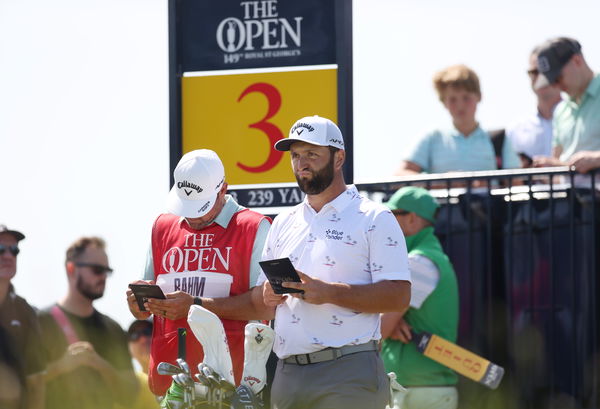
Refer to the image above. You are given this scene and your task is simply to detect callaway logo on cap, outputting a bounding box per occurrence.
[165,149,226,218]
[274,115,345,152]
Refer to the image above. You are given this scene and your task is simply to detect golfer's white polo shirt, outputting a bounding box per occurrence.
[258,185,411,359]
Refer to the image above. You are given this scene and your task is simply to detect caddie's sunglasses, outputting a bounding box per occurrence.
[129,326,153,341]
[75,262,113,276]
[0,244,20,257]
[527,68,539,78]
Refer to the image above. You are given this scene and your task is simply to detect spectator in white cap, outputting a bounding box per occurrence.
[252,116,411,409]
[126,149,271,398]
[533,37,600,174]
[0,225,46,409]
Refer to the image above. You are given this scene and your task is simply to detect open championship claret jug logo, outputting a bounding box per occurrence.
[215,0,303,64]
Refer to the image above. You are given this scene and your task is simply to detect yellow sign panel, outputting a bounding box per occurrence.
[182,67,337,184]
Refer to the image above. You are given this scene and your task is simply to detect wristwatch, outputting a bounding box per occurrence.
[193,297,203,306]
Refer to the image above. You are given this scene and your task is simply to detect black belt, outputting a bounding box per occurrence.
[283,340,378,365]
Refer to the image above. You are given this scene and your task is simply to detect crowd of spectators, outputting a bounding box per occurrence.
[396,36,600,178]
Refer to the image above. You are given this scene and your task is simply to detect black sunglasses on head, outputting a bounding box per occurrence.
[0,244,20,257]
[75,262,113,276]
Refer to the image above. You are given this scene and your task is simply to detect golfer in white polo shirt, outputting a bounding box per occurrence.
[254,115,412,409]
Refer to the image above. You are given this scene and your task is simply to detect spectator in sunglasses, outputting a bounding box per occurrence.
[533,37,600,174]
[127,320,159,409]
[0,224,46,409]
[38,236,138,409]
[506,47,562,168]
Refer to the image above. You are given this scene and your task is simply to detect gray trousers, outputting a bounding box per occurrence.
[270,350,390,409]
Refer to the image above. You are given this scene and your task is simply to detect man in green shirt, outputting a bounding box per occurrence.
[532,37,600,174]
[381,187,459,409]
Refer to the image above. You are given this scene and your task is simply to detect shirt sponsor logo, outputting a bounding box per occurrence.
[325,229,343,240]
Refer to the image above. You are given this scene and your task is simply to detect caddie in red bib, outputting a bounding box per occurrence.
[126,149,271,396]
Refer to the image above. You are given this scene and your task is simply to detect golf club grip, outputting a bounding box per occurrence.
[410,330,504,389]
[178,327,186,360]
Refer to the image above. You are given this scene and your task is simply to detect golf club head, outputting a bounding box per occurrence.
[172,374,182,386]
[195,372,211,386]
[200,363,217,379]
[188,305,235,385]
[179,373,195,388]
[241,323,275,394]
[176,358,191,374]
[158,362,183,376]
[207,374,222,390]
[219,378,237,395]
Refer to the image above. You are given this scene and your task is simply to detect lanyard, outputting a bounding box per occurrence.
[50,305,80,345]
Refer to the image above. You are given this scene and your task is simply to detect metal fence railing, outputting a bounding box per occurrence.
[355,167,599,409]
[229,166,600,409]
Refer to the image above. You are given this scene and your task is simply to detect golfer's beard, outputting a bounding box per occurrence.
[76,275,104,300]
[295,158,335,195]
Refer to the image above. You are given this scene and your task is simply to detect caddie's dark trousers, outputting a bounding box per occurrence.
[270,350,389,409]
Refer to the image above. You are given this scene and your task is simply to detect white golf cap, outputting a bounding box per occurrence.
[165,149,225,218]
[274,115,345,151]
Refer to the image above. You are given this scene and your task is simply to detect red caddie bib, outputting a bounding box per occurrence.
[148,210,267,396]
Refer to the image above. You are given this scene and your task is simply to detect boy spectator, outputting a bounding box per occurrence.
[395,64,520,175]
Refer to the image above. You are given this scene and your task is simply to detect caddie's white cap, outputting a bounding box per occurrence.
[274,115,345,151]
[165,149,225,218]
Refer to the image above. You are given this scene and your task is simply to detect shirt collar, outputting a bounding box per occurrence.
[178,195,242,229]
[568,74,600,105]
[450,124,483,138]
[302,185,359,214]
[585,74,600,99]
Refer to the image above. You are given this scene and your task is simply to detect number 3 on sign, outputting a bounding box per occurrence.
[237,83,284,173]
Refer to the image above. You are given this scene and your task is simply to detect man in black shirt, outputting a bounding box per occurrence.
[38,236,137,409]
[0,224,45,409]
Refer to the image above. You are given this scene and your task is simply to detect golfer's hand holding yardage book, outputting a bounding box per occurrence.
[258,258,304,294]
[411,330,505,389]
